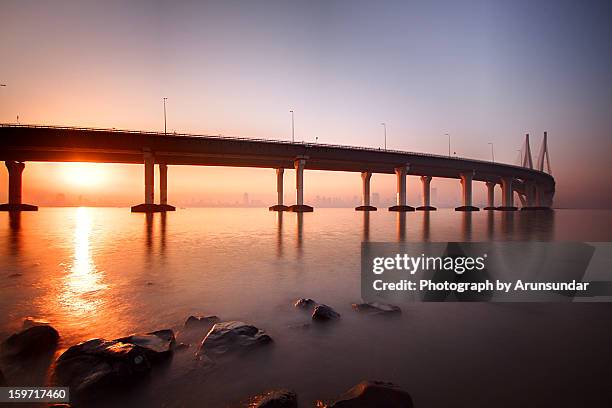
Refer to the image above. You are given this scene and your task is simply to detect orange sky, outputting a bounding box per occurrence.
[1,1,611,208]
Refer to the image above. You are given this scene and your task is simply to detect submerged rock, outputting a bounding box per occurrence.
[294,298,317,309]
[197,321,272,357]
[54,338,151,402]
[184,315,220,330]
[0,323,59,359]
[312,304,340,322]
[115,329,176,362]
[325,380,413,408]
[351,302,401,316]
[247,388,298,408]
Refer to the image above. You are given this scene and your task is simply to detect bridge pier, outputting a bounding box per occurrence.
[416,175,436,211]
[496,176,518,211]
[0,161,38,211]
[389,165,414,211]
[131,151,174,212]
[455,172,479,211]
[521,181,551,210]
[269,168,289,211]
[484,181,496,210]
[288,159,312,212]
[158,163,176,211]
[356,171,377,211]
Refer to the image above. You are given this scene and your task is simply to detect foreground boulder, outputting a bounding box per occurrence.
[325,380,413,408]
[0,322,59,359]
[197,321,272,357]
[54,338,151,401]
[294,298,317,310]
[184,315,220,330]
[351,302,401,316]
[115,329,176,362]
[246,388,297,408]
[312,304,340,322]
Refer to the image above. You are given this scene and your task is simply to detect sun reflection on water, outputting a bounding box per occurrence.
[60,207,108,316]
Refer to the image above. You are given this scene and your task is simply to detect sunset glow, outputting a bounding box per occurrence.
[59,163,109,188]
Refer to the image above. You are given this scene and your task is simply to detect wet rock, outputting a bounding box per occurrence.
[0,368,6,386]
[325,380,413,408]
[23,317,51,329]
[54,338,151,402]
[294,298,317,309]
[197,321,272,357]
[115,329,176,362]
[0,323,59,359]
[312,304,340,322]
[247,388,298,408]
[351,302,401,316]
[184,315,220,330]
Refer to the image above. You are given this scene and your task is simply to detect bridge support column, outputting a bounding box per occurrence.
[521,181,551,210]
[0,161,38,211]
[288,159,312,212]
[132,151,168,212]
[356,171,377,211]
[417,175,436,211]
[158,163,176,211]
[497,176,518,211]
[456,172,479,211]
[269,168,288,211]
[389,165,414,211]
[484,182,496,210]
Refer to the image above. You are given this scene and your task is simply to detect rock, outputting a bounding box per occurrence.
[54,338,151,402]
[294,298,317,309]
[197,321,272,357]
[312,304,340,322]
[351,302,401,316]
[1,324,59,359]
[325,380,413,408]
[247,389,298,408]
[115,329,175,362]
[184,315,220,330]
[22,317,51,329]
[0,368,6,386]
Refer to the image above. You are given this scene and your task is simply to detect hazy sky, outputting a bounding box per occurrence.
[0,0,611,207]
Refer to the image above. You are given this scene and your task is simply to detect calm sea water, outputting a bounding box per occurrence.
[1,208,612,407]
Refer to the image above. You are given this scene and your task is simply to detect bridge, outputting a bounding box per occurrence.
[0,124,554,212]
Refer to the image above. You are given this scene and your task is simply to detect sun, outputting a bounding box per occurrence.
[61,163,109,187]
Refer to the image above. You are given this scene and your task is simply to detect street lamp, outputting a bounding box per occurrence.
[381,123,387,150]
[488,142,495,162]
[163,97,168,135]
[289,110,295,143]
[445,133,451,158]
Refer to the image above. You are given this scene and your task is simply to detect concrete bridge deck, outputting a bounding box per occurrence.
[0,124,555,212]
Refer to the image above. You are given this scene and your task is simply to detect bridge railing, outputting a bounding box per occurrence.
[0,123,550,176]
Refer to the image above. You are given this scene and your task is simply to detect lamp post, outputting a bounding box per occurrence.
[381,122,387,150]
[163,97,168,135]
[488,142,495,162]
[445,133,451,158]
[289,110,295,143]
